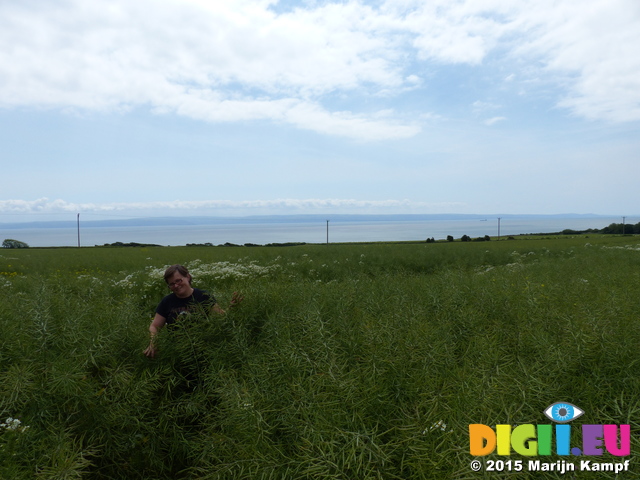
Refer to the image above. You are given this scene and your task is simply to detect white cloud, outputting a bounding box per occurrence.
[0,197,463,216]
[403,1,514,65]
[0,0,418,140]
[0,0,638,138]
[484,116,506,126]
[512,0,640,122]
[398,0,640,122]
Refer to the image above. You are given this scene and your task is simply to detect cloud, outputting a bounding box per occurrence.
[512,0,640,122]
[401,0,640,122]
[0,197,464,216]
[0,0,638,137]
[484,116,506,126]
[0,0,420,140]
[400,1,515,65]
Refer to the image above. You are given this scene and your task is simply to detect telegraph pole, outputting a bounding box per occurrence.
[326,220,329,245]
[77,213,81,247]
[497,217,501,240]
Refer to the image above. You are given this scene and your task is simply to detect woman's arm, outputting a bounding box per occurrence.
[143,313,167,358]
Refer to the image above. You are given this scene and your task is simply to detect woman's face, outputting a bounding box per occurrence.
[166,272,192,298]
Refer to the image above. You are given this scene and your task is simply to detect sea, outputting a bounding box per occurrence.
[0,214,628,248]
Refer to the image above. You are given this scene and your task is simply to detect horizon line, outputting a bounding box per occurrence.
[0,212,634,229]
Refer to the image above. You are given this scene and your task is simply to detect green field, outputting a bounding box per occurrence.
[1,235,639,479]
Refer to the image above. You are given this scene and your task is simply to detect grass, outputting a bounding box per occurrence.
[1,234,639,478]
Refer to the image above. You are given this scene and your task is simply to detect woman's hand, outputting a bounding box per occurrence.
[229,291,244,308]
[143,314,165,357]
[143,343,157,358]
[211,292,244,315]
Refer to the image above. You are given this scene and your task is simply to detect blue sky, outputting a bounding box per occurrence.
[1,0,639,223]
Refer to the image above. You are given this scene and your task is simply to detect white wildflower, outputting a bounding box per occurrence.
[77,274,102,285]
[476,265,494,275]
[424,420,448,434]
[0,417,29,433]
[186,260,281,281]
[600,244,640,251]
[113,273,136,287]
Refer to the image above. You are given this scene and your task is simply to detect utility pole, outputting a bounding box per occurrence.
[497,217,501,240]
[326,220,329,245]
[77,213,81,247]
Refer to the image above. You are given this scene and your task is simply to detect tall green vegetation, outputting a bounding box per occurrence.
[1,235,639,479]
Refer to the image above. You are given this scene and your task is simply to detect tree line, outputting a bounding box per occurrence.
[539,222,640,236]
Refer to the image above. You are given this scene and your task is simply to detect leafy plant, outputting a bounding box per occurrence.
[1,235,639,478]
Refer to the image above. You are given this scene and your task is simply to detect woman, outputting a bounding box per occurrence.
[143,264,242,358]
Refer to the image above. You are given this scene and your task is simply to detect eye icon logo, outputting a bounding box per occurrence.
[544,402,584,423]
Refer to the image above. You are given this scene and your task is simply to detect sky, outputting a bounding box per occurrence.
[1,0,639,223]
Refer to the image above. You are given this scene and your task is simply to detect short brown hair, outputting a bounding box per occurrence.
[164,264,192,284]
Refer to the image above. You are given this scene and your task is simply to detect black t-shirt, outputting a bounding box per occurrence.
[155,288,216,326]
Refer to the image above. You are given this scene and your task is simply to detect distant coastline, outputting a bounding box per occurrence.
[1,214,634,248]
[0,213,622,230]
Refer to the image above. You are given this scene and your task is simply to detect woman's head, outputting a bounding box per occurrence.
[164,264,194,298]
[164,265,191,283]
[164,264,192,285]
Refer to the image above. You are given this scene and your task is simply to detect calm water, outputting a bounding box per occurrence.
[0,216,624,248]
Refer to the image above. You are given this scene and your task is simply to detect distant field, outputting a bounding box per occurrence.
[1,234,639,479]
